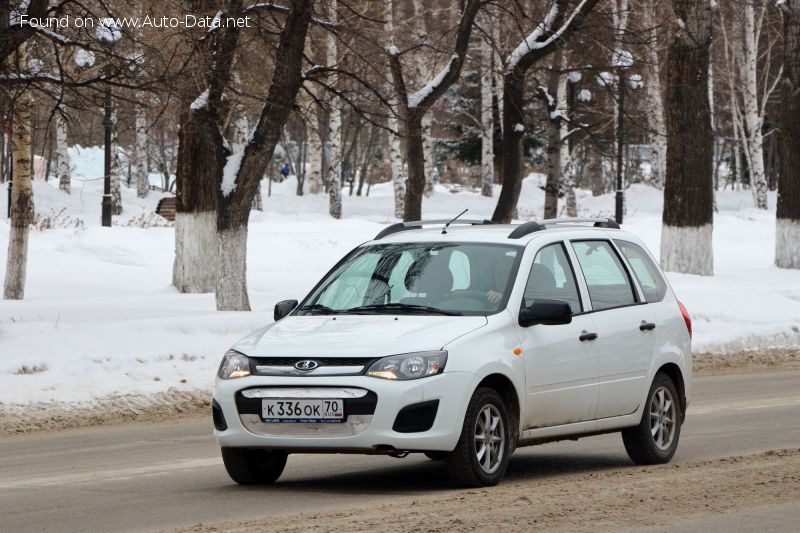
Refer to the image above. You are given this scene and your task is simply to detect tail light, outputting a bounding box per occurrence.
[678,301,692,339]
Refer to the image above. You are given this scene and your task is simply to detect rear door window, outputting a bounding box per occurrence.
[614,240,667,302]
[571,240,637,311]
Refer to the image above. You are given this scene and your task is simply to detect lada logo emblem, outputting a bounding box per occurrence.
[294,360,319,371]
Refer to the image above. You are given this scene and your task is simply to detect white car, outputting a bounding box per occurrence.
[213,217,692,487]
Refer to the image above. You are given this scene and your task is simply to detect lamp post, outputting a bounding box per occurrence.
[95,20,121,227]
[608,50,643,224]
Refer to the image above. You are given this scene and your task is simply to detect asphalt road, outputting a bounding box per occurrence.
[1,371,799,533]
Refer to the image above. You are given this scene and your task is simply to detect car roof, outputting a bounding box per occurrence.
[365,221,642,247]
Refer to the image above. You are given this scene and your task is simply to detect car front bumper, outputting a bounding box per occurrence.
[213,371,477,453]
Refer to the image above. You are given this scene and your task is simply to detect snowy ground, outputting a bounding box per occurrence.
[1,160,799,407]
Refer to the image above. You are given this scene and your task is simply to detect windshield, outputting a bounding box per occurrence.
[296,242,522,316]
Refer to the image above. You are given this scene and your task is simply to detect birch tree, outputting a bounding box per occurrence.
[660,0,714,275]
[643,0,666,188]
[385,0,406,219]
[480,13,494,197]
[56,110,70,193]
[491,0,600,223]
[775,0,800,268]
[110,108,123,215]
[3,51,34,300]
[326,0,343,219]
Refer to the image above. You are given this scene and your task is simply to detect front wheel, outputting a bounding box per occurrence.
[221,447,288,485]
[445,387,511,487]
[622,373,682,465]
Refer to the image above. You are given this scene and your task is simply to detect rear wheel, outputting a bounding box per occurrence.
[445,387,511,487]
[221,447,288,485]
[622,373,682,465]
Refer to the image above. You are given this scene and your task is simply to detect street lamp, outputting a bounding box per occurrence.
[605,50,642,224]
[95,19,121,227]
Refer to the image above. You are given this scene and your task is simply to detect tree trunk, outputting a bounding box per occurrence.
[385,0,405,219]
[215,0,312,311]
[661,0,714,276]
[643,0,666,189]
[492,73,525,223]
[134,102,148,198]
[306,104,323,195]
[544,51,564,219]
[422,113,435,197]
[4,54,34,300]
[56,110,70,194]
[480,26,494,198]
[326,0,342,219]
[403,112,425,221]
[740,3,768,209]
[776,0,800,269]
[109,108,123,215]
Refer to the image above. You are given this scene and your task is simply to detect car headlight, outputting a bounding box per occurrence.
[366,351,447,380]
[217,350,251,379]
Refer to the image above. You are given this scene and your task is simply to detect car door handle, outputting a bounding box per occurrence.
[579,330,598,342]
[639,321,656,331]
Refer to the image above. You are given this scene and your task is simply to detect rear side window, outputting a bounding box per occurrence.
[614,240,667,303]
[571,240,637,311]
[523,243,582,314]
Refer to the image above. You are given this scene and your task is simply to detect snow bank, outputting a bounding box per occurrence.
[1,171,799,406]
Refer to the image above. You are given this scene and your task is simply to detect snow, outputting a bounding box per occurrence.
[577,88,592,102]
[95,19,122,44]
[2,169,800,406]
[628,73,644,90]
[597,71,614,87]
[74,49,96,68]
[408,55,457,109]
[190,89,209,111]
[514,123,525,133]
[567,71,582,84]
[221,149,244,197]
[611,49,634,69]
[387,45,399,56]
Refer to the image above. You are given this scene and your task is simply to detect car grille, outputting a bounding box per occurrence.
[249,357,377,376]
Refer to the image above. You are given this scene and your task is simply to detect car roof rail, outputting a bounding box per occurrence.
[540,217,621,229]
[374,219,493,240]
[508,217,620,239]
[508,220,546,239]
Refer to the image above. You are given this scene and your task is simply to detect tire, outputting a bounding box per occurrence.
[622,373,682,465]
[445,387,511,487]
[221,447,288,485]
[424,451,448,461]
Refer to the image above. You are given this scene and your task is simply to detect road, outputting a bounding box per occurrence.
[1,371,799,533]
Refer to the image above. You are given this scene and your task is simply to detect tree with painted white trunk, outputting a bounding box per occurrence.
[4,51,34,300]
[660,0,714,276]
[56,110,70,194]
[775,0,800,269]
[215,0,312,311]
[172,0,240,294]
[326,0,343,219]
[491,0,600,223]
[388,0,484,222]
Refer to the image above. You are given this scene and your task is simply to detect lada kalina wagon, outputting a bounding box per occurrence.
[213,217,692,487]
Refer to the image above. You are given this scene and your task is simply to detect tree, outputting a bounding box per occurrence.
[56,110,70,193]
[387,0,484,222]
[326,0,343,219]
[384,0,405,218]
[480,13,495,198]
[3,49,34,300]
[660,0,714,276]
[491,0,599,224]
[775,0,800,269]
[215,0,313,310]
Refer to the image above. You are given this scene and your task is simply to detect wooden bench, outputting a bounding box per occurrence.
[155,197,177,221]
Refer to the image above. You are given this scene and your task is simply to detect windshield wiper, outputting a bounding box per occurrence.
[295,303,340,315]
[345,303,462,316]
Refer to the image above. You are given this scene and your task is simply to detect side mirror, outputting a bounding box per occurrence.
[274,299,298,321]
[519,299,572,327]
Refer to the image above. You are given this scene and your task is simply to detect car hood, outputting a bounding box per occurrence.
[231,315,488,358]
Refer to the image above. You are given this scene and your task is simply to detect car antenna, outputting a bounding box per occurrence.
[442,208,468,235]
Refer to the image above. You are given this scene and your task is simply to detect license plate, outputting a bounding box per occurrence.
[261,399,345,423]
